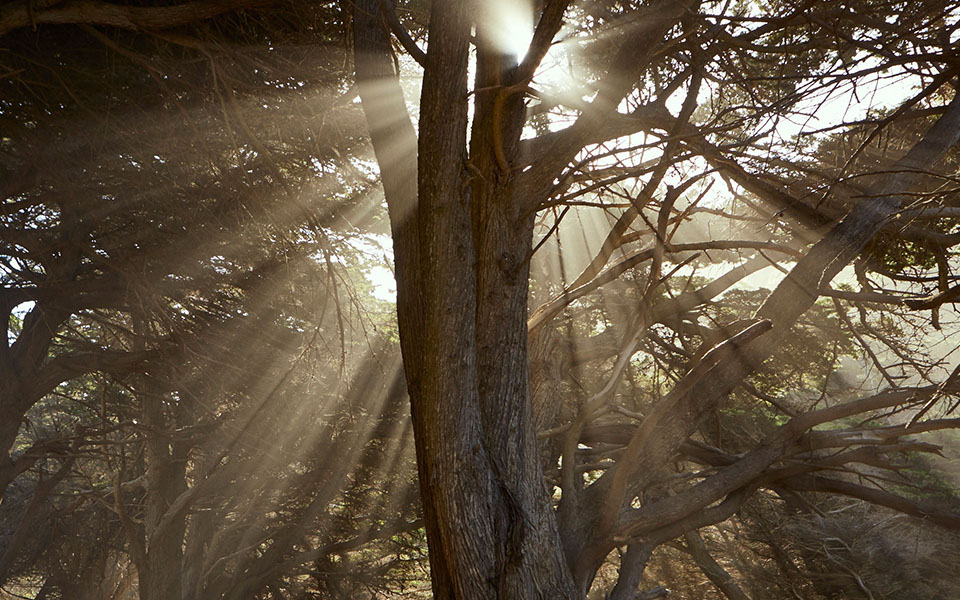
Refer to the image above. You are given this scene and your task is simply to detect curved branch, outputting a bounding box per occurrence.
[782,475,960,529]
[615,384,950,540]
[903,282,960,310]
[0,0,276,37]
[528,241,799,332]
[683,530,752,600]
[376,0,426,66]
[600,320,772,531]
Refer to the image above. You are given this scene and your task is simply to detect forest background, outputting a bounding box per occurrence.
[2,0,960,598]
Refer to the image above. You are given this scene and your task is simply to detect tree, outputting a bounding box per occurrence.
[349,0,960,597]
[4,1,960,598]
[1,6,424,598]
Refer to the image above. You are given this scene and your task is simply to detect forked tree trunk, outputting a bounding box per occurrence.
[350,1,576,597]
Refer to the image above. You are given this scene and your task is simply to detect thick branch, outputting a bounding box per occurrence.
[616,385,943,539]
[903,282,960,310]
[782,475,960,529]
[376,0,426,66]
[0,0,276,37]
[683,530,752,600]
[600,320,772,531]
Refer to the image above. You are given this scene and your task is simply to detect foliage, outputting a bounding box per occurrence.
[4,0,960,598]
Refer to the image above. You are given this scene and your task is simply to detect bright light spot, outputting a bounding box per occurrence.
[483,0,534,61]
[367,266,396,302]
[352,234,396,302]
[7,301,34,344]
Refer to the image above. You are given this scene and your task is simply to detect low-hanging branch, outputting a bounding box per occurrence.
[0,0,278,37]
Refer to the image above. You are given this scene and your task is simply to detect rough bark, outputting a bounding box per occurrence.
[349,1,455,595]
[470,9,578,596]
[352,1,577,596]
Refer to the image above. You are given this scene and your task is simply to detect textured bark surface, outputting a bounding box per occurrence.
[349,2,455,595]
[352,1,577,597]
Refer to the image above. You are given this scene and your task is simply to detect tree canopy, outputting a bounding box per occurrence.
[3,1,960,599]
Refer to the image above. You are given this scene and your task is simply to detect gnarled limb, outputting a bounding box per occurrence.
[0,0,276,37]
[683,530,752,600]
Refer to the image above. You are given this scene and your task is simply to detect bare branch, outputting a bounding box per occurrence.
[376,0,426,66]
[0,0,277,37]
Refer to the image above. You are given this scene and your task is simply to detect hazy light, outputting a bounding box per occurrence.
[483,0,534,62]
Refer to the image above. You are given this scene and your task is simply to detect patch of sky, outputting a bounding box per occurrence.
[345,234,396,302]
[7,301,34,344]
[209,255,231,275]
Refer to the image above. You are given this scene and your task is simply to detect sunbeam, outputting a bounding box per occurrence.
[5,2,960,599]
[479,0,534,62]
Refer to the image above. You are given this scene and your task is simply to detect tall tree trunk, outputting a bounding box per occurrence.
[138,382,188,600]
[349,0,452,595]
[351,1,576,597]
[468,10,577,596]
